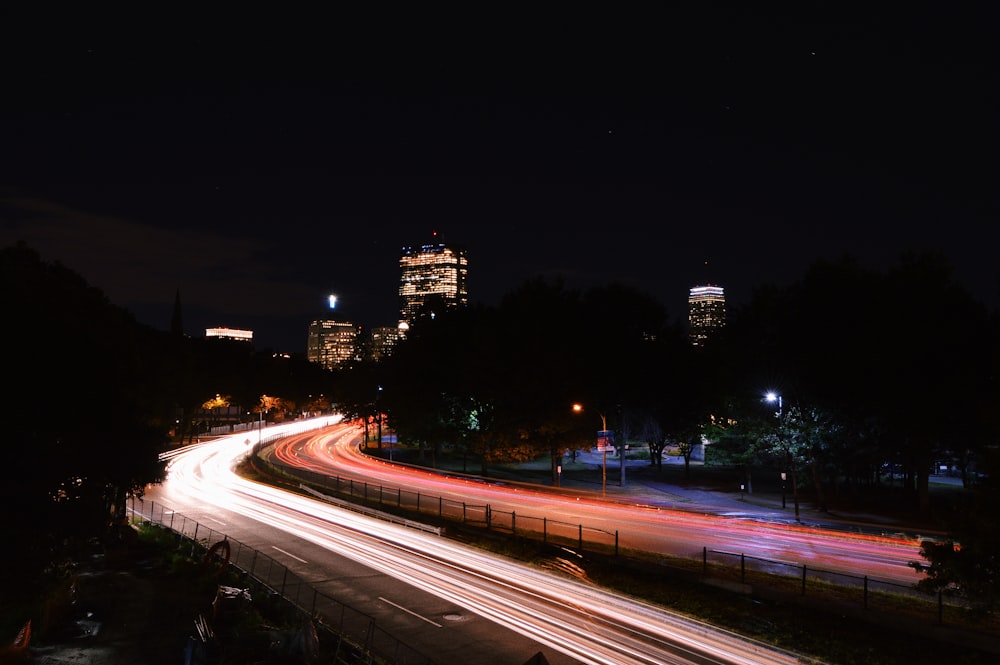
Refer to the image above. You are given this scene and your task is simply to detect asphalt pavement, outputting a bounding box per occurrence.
[376,445,951,539]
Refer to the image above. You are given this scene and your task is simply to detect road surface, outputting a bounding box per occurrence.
[144,416,809,665]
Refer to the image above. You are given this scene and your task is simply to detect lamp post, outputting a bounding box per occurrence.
[764,392,788,510]
[376,385,384,449]
[573,403,609,493]
[258,394,269,446]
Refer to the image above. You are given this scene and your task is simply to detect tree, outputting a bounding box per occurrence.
[911,450,1000,612]
[1,243,168,579]
[635,411,668,471]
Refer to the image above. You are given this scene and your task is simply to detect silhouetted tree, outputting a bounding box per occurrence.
[1,243,168,580]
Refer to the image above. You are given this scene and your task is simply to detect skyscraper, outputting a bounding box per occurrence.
[398,241,468,326]
[688,285,725,346]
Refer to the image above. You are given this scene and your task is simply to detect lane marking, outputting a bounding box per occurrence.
[272,546,308,563]
[378,597,442,627]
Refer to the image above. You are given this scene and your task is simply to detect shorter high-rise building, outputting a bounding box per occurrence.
[366,325,404,362]
[206,326,253,343]
[688,285,725,346]
[307,320,359,370]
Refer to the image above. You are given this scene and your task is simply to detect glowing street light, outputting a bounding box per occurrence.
[258,394,270,446]
[766,392,791,514]
[572,403,610,493]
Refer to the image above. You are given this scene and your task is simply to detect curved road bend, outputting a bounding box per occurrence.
[145,417,807,665]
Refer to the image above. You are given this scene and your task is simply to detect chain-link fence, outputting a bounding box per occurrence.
[702,546,968,624]
[256,440,979,630]
[128,497,436,665]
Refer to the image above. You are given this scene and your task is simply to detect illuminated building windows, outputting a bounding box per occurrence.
[688,285,725,346]
[306,320,359,370]
[205,327,253,343]
[398,242,468,325]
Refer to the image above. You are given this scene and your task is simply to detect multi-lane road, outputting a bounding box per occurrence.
[143,416,923,664]
[269,421,925,585]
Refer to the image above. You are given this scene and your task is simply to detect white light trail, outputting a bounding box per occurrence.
[154,417,805,665]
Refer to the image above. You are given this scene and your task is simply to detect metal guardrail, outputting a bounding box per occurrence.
[299,484,443,535]
[257,450,621,555]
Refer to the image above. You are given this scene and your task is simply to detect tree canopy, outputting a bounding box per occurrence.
[1,242,338,583]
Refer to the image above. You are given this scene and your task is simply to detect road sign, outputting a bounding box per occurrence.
[596,429,614,452]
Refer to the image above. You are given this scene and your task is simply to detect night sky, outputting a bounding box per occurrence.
[2,8,997,353]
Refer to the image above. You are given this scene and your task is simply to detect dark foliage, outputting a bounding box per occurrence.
[1,243,169,581]
[0,242,337,592]
[912,449,1000,612]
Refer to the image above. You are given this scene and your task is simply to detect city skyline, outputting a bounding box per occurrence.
[2,9,997,353]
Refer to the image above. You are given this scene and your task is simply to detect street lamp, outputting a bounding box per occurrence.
[572,403,609,493]
[376,385,383,447]
[258,394,269,446]
[765,391,782,415]
[766,392,789,512]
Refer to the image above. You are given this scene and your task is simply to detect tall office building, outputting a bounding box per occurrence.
[398,241,468,325]
[307,320,359,370]
[688,285,726,346]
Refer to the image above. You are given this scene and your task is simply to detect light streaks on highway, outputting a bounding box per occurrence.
[276,425,926,586]
[154,417,807,664]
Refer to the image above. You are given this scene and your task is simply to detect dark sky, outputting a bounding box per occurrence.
[2,7,997,353]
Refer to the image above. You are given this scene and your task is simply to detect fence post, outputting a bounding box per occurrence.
[740,553,745,584]
[463,503,467,523]
[486,505,491,529]
[543,518,547,543]
[512,511,516,534]
[578,524,583,551]
[439,496,443,517]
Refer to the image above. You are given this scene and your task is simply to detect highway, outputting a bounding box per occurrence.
[272,422,926,586]
[144,416,809,665]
